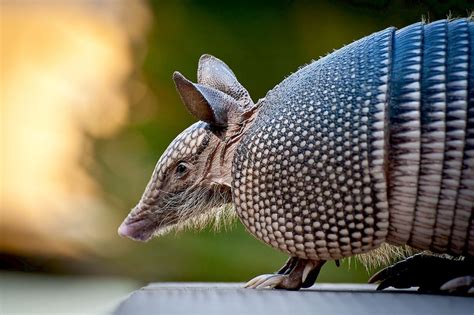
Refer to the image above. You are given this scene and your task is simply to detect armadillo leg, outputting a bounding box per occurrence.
[274,257,323,288]
[369,254,474,294]
[276,256,299,274]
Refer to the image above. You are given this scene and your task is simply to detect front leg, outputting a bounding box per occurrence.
[244,257,326,290]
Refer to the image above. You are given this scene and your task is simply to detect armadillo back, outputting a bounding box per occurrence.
[232,18,473,261]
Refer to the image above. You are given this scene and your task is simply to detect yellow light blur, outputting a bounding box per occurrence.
[0,1,149,257]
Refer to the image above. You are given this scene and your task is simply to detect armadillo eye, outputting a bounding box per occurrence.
[176,163,187,175]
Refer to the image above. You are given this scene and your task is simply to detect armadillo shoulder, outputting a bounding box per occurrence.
[232,27,395,260]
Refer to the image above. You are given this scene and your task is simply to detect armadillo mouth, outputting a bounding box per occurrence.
[118,217,156,242]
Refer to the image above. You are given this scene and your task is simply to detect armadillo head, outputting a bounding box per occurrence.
[118,54,256,241]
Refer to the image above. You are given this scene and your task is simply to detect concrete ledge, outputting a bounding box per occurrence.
[114,283,473,315]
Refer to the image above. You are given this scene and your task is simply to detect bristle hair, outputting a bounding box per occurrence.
[153,186,236,237]
[355,243,420,271]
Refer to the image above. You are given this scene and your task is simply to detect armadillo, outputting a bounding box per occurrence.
[119,18,474,293]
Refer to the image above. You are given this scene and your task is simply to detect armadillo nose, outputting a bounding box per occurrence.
[118,221,131,238]
[117,217,155,242]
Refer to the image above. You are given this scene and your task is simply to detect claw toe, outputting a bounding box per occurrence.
[376,280,392,291]
[245,258,324,291]
[255,275,285,289]
[244,274,274,288]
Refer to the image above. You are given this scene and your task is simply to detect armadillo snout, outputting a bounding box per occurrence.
[118,212,156,242]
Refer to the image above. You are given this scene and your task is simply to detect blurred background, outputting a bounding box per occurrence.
[1,0,472,313]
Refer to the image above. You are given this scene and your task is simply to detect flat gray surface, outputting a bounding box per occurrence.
[0,271,138,315]
[114,282,473,315]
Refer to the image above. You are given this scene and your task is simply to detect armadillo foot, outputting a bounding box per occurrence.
[368,253,474,295]
[244,257,325,290]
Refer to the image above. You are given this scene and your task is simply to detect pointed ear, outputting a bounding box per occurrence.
[197,54,253,107]
[173,71,240,127]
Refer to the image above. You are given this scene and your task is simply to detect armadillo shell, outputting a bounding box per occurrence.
[232,18,473,261]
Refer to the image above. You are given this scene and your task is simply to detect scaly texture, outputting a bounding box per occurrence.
[233,27,393,261]
[232,18,473,262]
[386,19,473,256]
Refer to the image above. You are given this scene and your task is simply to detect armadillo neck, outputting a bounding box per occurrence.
[386,19,473,256]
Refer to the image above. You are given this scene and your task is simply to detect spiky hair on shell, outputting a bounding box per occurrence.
[354,244,468,274]
[354,243,420,271]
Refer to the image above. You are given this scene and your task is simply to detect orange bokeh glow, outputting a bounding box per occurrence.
[0,1,149,257]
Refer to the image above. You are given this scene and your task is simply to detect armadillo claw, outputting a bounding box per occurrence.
[440,276,474,295]
[244,274,278,288]
[244,273,301,290]
[255,275,287,289]
[244,258,326,290]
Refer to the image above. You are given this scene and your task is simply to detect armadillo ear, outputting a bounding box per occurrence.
[197,54,253,107]
[173,71,240,127]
